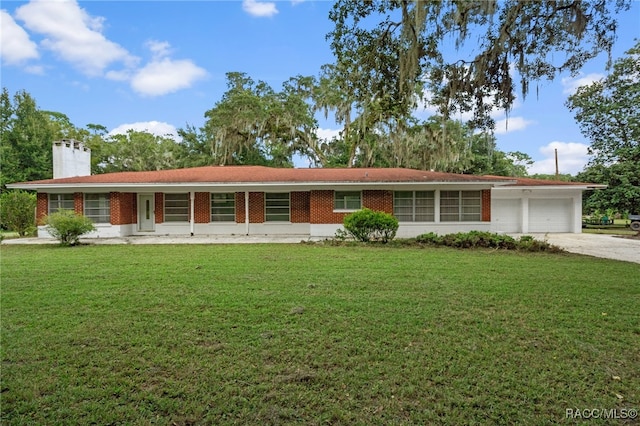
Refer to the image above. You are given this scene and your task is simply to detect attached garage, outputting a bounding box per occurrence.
[492,198,522,233]
[489,176,606,234]
[528,198,573,233]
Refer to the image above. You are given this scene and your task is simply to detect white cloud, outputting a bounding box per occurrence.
[317,127,341,141]
[24,64,45,75]
[0,9,39,64]
[146,40,172,60]
[130,57,207,97]
[561,73,604,95]
[527,141,590,175]
[15,0,136,76]
[494,116,535,135]
[415,92,532,134]
[109,121,181,141]
[242,0,278,17]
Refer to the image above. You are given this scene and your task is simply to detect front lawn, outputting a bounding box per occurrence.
[1,244,638,424]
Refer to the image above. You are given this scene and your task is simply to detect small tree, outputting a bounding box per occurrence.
[343,208,399,243]
[0,190,37,236]
[45,210,95,246]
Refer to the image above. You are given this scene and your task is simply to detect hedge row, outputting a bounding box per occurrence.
[416,231,564,252]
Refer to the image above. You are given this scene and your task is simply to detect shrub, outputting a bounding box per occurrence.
[415,231,560,252]
[343,208,399,243]
[45,210,96,246]
[0,190,37,237]
[416,232,442,245]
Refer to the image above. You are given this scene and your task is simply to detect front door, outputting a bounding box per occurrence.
[138,194,155,231]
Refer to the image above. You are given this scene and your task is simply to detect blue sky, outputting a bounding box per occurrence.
[1,0,638,174]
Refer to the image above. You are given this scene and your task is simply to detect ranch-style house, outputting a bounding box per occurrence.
[7,140,604,239]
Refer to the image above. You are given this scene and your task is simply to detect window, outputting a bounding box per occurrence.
[440,190,481,222]
[48,194,74,214]
[265,193,290,222]
[164,193,189,222]
[211,193,235,222]
[394,191,434,222]
[84,193,111,223]
[334,191,361,210]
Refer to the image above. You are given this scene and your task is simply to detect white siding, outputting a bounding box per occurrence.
[528,199,573,232]
[491,198,522,233]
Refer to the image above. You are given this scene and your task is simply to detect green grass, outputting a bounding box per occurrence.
[582,219,638,235]
[583,227,638,236]
[2,244,639,425]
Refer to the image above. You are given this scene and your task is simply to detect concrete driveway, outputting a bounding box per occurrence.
[522,233,640,264]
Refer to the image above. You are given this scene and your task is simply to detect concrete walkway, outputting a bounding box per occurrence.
[3,233,639,264]
[2,234,322,245]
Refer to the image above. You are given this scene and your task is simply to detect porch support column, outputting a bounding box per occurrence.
[190,191,195,236]
[245,191,250,235]
[572,194,582,233]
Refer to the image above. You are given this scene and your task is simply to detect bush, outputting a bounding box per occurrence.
[415,232,442,245]
[45,210,96,246]
[0,190,37,237]
[343,208,399,243]
[415,231,562,252]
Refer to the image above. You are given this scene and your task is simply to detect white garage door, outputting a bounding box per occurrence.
[492,199,521,233]
[529,199,572,232]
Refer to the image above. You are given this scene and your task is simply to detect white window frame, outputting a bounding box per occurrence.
[84,193,111,223]
[440,190,482,222]
[394,191,435,222]
[164,193,189,222]
[211,192,236,222]
[265,193,290,222]
[334,191,362,211]
[48,193,74,214]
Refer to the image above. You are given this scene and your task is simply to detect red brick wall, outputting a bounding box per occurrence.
[310,190,392,224]
[154,193,164,223]
[194,192,209,224]
[363,190,393,214]
[74,193,83,215]
[310,190,346,224]
[110,192,136,225]
[248,192,264,223]
[291,191,310,223]
[481,189,491,222]
[36,193,48,225]
[235,192,245,223]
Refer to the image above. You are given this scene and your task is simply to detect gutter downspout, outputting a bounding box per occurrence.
[190,191,195,236]
[245,191,249,235]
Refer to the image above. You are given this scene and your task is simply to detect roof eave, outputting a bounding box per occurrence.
[7,179,515,191]
[495,184,608,190]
